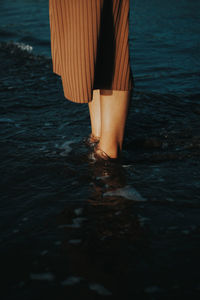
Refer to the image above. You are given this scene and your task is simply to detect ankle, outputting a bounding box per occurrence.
[90,133,100,140]
[98,140,120,159]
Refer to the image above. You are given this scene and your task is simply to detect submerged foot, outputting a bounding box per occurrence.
[92,144,120,163]
[89,133,100,144]
[84,133,100,148]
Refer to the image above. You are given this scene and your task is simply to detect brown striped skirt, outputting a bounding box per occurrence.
[49,0,134,103]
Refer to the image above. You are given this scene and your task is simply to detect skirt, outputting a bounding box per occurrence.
[49,0,134,103]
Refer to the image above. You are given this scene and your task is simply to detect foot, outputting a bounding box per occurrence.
[84,133,100,148]
[89,133,100,144]
[93,144,119,162]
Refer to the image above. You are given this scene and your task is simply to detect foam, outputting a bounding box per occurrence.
[68,239,82,244]
[40,250,48,256]
[14,42,33,53]
[0,118,15,123]
[58,217,87,229]
[56,140,74,156]
[88,282,112,296]
[30,272,55,281]
[144,285,164,293]
[54,241,62,246]
[103,185,146,202]
[61,276,83,286]
[74,207,83,216]
[138,214,151,226]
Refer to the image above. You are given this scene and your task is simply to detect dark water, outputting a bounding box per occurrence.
[1,0,200,298]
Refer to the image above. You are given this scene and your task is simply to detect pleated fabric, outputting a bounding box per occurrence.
[49,0,134,103]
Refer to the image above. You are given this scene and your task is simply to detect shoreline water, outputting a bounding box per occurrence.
[1,0,200,298]
[1,41,200,298]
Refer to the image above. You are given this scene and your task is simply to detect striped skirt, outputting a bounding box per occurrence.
[49,0,134,103]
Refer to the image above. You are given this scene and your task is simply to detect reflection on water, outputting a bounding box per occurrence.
[50,164,148,297]
[88,160,146,205]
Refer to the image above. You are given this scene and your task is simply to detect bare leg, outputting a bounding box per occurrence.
[88,89,101,139]
[98,89,131,159]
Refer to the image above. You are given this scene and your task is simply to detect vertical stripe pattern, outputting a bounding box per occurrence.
[49,0,134,103]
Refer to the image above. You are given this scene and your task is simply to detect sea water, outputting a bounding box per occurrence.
[1,0,200,298]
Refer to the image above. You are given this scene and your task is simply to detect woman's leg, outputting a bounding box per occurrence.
[98,89,131,159]
[88,89,101,139]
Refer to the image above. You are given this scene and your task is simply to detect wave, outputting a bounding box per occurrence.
[0,41,48,60]
[13,42,33,53]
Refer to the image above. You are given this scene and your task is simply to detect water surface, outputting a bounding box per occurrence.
[1,0,200,298]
